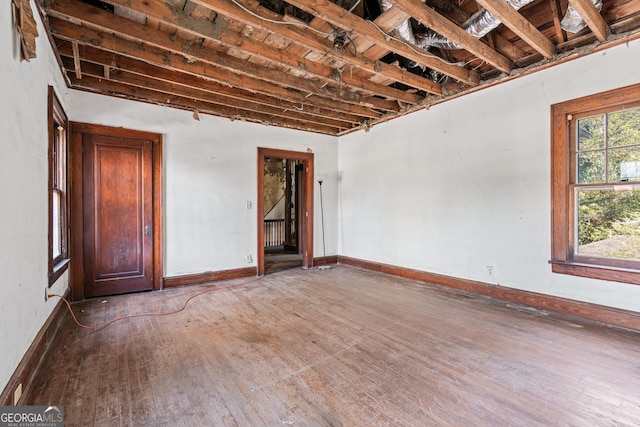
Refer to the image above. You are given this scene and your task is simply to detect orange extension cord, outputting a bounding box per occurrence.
[47,276,263,330]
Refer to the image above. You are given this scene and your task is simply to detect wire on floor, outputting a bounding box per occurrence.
[48,276,263,330]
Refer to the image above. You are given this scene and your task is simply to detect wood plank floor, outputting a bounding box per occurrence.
[25,266,640,426]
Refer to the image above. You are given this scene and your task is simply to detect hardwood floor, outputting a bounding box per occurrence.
[25,266,640,426]
[264,249,303,275]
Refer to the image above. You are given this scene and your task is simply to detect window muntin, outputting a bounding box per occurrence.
[575,107,640,184]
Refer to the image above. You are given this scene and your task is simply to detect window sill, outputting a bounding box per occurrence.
[50,258,70,287]
[550,260,640,285]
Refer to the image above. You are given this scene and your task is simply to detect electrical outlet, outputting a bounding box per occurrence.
[14,383,22,405]
[245,255,253,263]
[246,201,252,209]
[486,266,494,277]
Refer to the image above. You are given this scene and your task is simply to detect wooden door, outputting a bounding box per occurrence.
[82,134,153,297]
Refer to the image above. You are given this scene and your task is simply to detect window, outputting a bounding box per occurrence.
[551,83,640,284]
[48,87,69,286]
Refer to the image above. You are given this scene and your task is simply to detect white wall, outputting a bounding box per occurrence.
[339,39,640,312]
[2,0,638,400]
[66,93,339,276]
[0,0,70,396]
[1,1,336,395]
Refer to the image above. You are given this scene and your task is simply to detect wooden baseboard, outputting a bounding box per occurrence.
[338,256,640,333]
[0,288,71,406]
[163,267,257,288]
[313,255,338,267]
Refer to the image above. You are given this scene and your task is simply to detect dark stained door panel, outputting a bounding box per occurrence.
[82,134,153,297]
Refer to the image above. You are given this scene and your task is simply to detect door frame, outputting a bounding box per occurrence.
[69,122,163,300]
[257,148,314,276]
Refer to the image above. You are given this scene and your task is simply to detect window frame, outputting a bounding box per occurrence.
[48,86,69,286]
[551,83,640,285]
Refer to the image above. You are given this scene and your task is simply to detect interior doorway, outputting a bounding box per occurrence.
[257,148,314,276]
[263,158,303,274]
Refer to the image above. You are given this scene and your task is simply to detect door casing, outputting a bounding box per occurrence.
[70,122,163,300]
[257,148,314,276]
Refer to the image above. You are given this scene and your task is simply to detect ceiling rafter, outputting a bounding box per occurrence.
[59,56,357,130]
[46,2,425,106]
[275,0,481,85]
[98,0,443,95]
[34,0,640,135]
[55,41,371,125]
[388,0,514,73]
[71,73,343,134]
[548,0,567,43]
[46,1,402,112]
[566,0,609,42]
[52,30,382,121]
[425,0,525,62]
[474,0,556,59]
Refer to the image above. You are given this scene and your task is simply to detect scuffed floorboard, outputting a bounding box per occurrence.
[25,266,640,426]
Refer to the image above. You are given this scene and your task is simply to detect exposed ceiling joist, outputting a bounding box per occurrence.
[566,0,610,42]
[389,0,513,73]
[103,0,443,94]
[47,0,403,111]
[278,0,481,84]
[474,0,556,59]
[36,0,640,135]
[54,35,382,120]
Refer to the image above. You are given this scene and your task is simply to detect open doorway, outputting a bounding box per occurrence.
[257,148,314,276]
[264,158,303,273]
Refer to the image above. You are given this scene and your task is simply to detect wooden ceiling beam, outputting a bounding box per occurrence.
[95,0,444,95]
[47,18,397,115]
[389,0,513,73]
[354,7,410,54]
[278,0,480,85]
[61,58,355,130]
[55,40,370,123]
[46,0,426,104]
[566,0,609,42]
[60,57,348,131]
[44,1,399,111]
[53,35,381,121]
[549,0,567,43]
[475,0,556,58]
[190,0,450,91]
[375,7,412,31]
[424,0,525,61]
[364,2,522,68]
[68,74,344,135]
[71,41,81,79]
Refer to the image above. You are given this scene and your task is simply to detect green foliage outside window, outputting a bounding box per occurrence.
[576,107,640,258]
